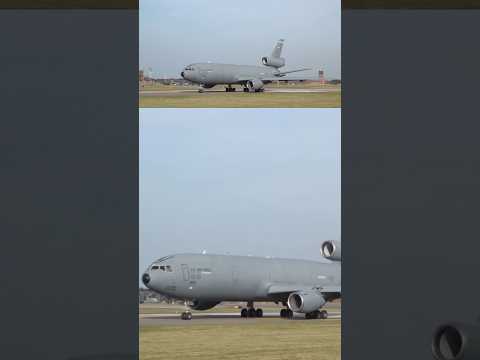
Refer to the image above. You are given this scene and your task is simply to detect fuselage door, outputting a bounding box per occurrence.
[181,264,190,282]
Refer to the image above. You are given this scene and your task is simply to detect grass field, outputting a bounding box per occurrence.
[139,91,340,108]
[140,319,341,360]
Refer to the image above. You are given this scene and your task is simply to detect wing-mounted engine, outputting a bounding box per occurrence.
[261,56,285,68]
[188,299,220,311]
[321,240,341,261]
[287,290,326,313]
[246,79,264,92]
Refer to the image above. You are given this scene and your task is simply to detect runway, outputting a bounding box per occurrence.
[139,311,341,326]
[139,88,336,96]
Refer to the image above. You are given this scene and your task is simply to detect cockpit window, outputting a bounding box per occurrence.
[159,266,165,271]
[166,265,172,272]
[185,66,195,71]
[151,265,159,270]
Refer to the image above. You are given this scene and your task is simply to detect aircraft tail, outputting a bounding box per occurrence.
[271,39,284,58]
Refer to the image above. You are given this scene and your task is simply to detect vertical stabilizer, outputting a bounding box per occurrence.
[271,39,284,58]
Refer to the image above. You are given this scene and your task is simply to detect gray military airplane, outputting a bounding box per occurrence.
[141,240,341,320]
[180,39,311,93]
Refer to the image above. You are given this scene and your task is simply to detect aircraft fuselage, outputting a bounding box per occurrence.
[142,253,340,303]
[181,63,279,88]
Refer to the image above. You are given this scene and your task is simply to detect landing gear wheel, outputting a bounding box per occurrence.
[306,311,319,320]
[319,310,328,319]
[248,308,257,318]
[181,311,192,320]
[286,309,294,319]
[280,309,286,318]
[256,308,263,318]
[243,87,249,92]
[240,308,248,318]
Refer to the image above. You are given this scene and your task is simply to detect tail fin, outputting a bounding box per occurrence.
[271,39,284,58]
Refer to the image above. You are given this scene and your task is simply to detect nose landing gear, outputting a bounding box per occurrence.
[180,300,193,320]
[180,311,192,320]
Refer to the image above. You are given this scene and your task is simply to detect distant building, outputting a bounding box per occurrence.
[318,70,326,85]
[139,70,144,82]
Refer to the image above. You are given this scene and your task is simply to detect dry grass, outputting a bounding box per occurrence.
[139,91,341,108]
[140,318,341,360]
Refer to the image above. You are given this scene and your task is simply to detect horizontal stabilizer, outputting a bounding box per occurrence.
[276,68,311,76]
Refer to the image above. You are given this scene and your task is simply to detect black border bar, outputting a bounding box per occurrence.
[343,0,480,9]
[0,0,137,9]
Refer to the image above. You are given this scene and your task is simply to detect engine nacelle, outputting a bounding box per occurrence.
[188,300,220,311]
[261,56,285,68]
[432,322,480,360]
[287,290,326,314]
[321,240,341,261]
[246,79,264,90]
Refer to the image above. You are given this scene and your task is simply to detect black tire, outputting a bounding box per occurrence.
[287,309,294,319]
[256,308,263,318]
[186,312,192,320]
[319,310,328,319]
[280,309,286,318]
[248,308,256,318]
[240,308,248,318]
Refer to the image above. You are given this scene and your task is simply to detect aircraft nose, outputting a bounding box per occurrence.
[142,273,150,286]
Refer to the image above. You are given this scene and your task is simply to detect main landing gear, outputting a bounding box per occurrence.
[225,85,236,92]
[240,301,263,318]
[305,309,328,320]
[243,86,265,93]
[280,308,294,319]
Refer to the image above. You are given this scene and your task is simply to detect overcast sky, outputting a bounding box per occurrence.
[140,108,341,276]
[140,0,341,79]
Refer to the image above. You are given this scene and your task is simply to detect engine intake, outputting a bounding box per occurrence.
[246,79,264,91]
[287,290,326,314]
[432,322,480,360]
[321,240,341,261]
[261,56,285,68]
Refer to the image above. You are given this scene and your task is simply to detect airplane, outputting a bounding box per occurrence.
[141,240,341,320]
[180,39,311,93]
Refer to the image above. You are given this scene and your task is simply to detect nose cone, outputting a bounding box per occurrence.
[142,273,150,286]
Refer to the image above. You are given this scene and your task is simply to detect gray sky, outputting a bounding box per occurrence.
[140,108,341,277]
[140,0,341,79]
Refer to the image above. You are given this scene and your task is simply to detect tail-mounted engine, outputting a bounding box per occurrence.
[432,322,480,360]
[261,56,285,68]
[321,240,341,261]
